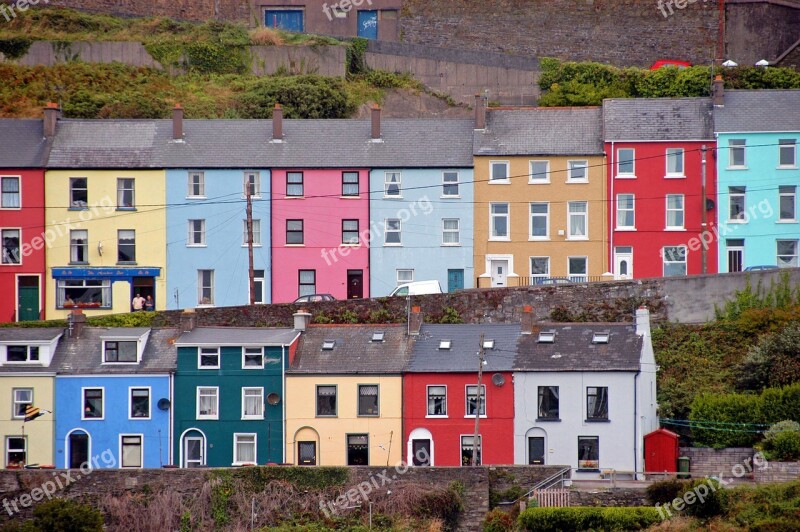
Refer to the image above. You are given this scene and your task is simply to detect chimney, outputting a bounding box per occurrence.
[70,309,86,339]
[371,104,381,140]
[43,102,61,138]
[408,306,423,336]
[293,309,312,332]
[272,104,283,141]
[474,94,486,130]
[180,309,196,333]
[520,305,534,334]
[712,75,724,106]
[635,306,651,337]
[172,104,184,141]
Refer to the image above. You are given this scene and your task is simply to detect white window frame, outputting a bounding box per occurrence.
[243,172,261,198]
[460,434,482,466]
[616,194,635,230]
[728,187,746,222]
[665,148,685,177]
[187,220,206,247]
[465,384,487,418]
[198,347,220,369]
[442,218,460,246]
[241,219,262,247]
[70,229,88,263]
[116,229,136,264]
[442,171,459,197]
[69,177,88,210]
[396,269,414,286]
[120,434,143,469]
[567,160,589,182]
[489,202,510,241]
[616,148,635,177]
[0,176,21,209]
[778,139,796,168]
[384,171,402,197]
[197,386,219,420]
[116,177,135,209]
[665,194,685,230]
[233,433,257,466]
[241,387,264,420]
[198,269,214,306]
[242,347,264,369]
[384,218,401,246]
[489,161,510,183]
[663,246,687,277]
[567,201,588,240]
[4,345,39,363]
[1,228,21,265]
[568,256,588,282]
[5,436,26,467]
[529,160,550,183]
[128,387,151,420]
[56,279,111,309]
[728,139,746,168]
[357,384,380,417]
[81,387,104,421]
[529,202,549,240]
[530,256,550,281]
[12,388,32,420]
[187,171,205,198]
[426,385,447,417]
[103,340,138,364]
[777,240,799,268]
[779,186,796,222]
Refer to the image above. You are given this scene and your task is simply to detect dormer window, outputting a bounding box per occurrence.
[6,345,39,363]
[592,332,610,344]
[482,339,495,350]
[371,332,385,343]
[322,340,335,351]
[198,347,220,369]
[538,331,555,343]
[439,340,452,350]
[103,341,137,363]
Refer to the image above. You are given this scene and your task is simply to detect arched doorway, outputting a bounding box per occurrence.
[407,427,434,466]
[179,429,207,468]
[66,429,90,469]
[525,427,547,465]
[294,427,320,466]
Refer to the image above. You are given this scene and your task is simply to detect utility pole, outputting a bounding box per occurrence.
[246,182,255,305]
[471,333,486,466]
[701,145,708,274]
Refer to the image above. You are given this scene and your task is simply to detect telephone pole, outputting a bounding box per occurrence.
[246,183,255,305]
[701,145,708,274]
[471,333,486,466]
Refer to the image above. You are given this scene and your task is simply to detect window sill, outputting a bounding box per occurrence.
[315,415,338,418]
[585,418,611,423]
[776,220,798,224]
[284,196,304,200]
[186,196,207,200]
[536,418,561,422]
[117,262,137,266]
[284,244,305,247]
[241,196,262,200]
[441,195,461,199]
[777,166,798,170]
[383,244,403,247]
[68,262,90,266]
[615,175,637,180]
[576,468,601,473]
[488,180,511,185]
[68,207,89,211]
[615,227,636,231]
[241,417,264,421]
[383,196,403,200]
[464,415,487,419]
[565,237,589,241]
[664,175,686,179]
[0,207,22,211]
[426,415,448,419]
[116,207,137,211]
[240,245,263,248]
[0,262,22,266]
[60,305,110,310]
[727,220,747,224]
[339,243,361,247]
[340,196,361,199]
[196,304,215,309]
[664,228,687,231]
[198,366,220,370]
[357,414,380,418]
[726,166,748,170]
[129,417,151,421]
[196,416,219,420]
[81,417,104,421]
[186,244,207,248]
[488,238,511,242]
[565,180,589,184]
[528,180,550,185]
[528,237,550,241]
[442,243,462,247]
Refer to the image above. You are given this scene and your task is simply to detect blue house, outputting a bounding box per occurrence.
[714,88,800,272]
[54,321,177,469]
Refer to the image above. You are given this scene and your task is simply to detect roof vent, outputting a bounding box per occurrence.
[482,339,495,350]
[371,332,385,342]
[322,340,335,351]
[592,332,610,344]
[538,331,555,343]
[439,339,452,350]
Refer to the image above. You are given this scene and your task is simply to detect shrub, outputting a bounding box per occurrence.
[482,508,515,532]
[518,507,661,531]
[762,421,800,461]
[646,477,687,506]
[236,75,356,119]
[689,391,763,447]
[738,323,800,390]
[249,27,284,46]
[682,478,728,519]
[29,498,104,531]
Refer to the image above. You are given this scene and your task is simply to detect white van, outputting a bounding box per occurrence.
[390,280,443,297]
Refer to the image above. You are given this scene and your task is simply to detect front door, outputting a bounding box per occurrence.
[347,270,363,299]
[298,441,317,466]
[490,260,508,287]
[184,436,204,468]
[727,239,744,273]
[412,439,431,466]
[17,276,39,321]
[68,432,89,469]
[447,269,464,292]
[614,247,633,280]
[528,436,545,465]
[357,10,378,39]
[132,277,155,307]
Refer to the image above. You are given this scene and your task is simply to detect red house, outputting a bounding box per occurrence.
[404,321,517,466]
[603,98,718,279]
[0,110,55,322]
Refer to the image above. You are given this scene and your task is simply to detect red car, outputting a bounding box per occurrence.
[650,60,692,70]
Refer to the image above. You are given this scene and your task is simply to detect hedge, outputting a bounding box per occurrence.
[517,507,662,531]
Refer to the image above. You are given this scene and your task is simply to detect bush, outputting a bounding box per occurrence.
[236,75,356,119]
[482,508,514,532]
[30,498,104,531]
[738,323,800,390]
[646,477,686,506]
[518,507,662,531]
[682,478,727,519]
[763,421,800,461]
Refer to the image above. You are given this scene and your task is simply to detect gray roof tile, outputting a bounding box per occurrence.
[0,328,64,342]
[47,120,164,168]
[407,324,519,372]
[603,98,714,141]
[0,120,51,168]
[175,327,299,346]
[714,90,800,132]
[56,327,179,374]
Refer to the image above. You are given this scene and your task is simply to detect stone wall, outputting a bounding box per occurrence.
[43,0,252,23]
[725,0,800,66]
[755,461,800,483]
[569,487,649,507]
[679,447,756,478]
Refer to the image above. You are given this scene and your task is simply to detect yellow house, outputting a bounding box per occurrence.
[44,119,168,319]
[473,107,608,287]
[0,328,63,468]
[285,324,410,467]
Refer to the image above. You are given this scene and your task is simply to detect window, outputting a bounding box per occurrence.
[578,436,599,469]
[663,246,687,277]
[322,340,335,350]
[568,257,588,282]
[6,345,39,363]
[384,218,401,245]
[384,171,401,196]
[57,279,110,308]
[779,186,796,221]
[465,385,486,416]
[117,178,135,208]
[244,172,260,197]
[286,220,304,245]
[299,270,316,297]
[104,341,137,363]
[188,172,205,197]
[198,347,220,369]
[729,139,746,167]
[727,239,744,273]
[538,331,555,343]
[616,194,634,229]
[439,340,452,350]
[358,385,379,416]
[529,202,549,239]
[587,387,609,420]
[443,218,460,245]
[568,160,588,181]
[779,139,796,167]
[243,347,263,368]
[241,219,262,246]
[234,434,257,465]
[538,386,559,420]
[443,171,459,196]
[286,172,304,197]
[197,387,219,419]
[666,148,684,176]
[6,437,26,467]
[198,270,214,305]
[121,435,142,468]
[531,257,550,281]
[242,387,264,419]
[461,435,481,466]
[70,230,88,263]
[83,388,103,419]
[371,332,385,343]
[666,194,685,229]
[617,148,635,176]
[397,269,413,286]
[729,186,746,221]
[1,229,20,264]
[130,388,150,419]
[490,161,509,182]
[427,385,447,416]
[69,178,87,209]
[592,332,610,344]
[342,220,359,244]
[777,240,798,268]
[117,230,135,263]
[1,177,20,208]
[347,434,369,465]
[316,385,337,417]
[253,270,265,305]
[568,202,587,239]
[342,172,359,196]
[529,161,550,183]
[490,203,509,240]
[483,339,495,350]
[12,389,32,418]
[188,220,205,246]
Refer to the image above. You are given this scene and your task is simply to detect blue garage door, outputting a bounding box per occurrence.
[357,10,378,40]
[265,10,304,32]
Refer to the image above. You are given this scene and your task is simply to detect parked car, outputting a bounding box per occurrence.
[743,265,779,271]
[390,280,443,297]
[293,293,335,303]
[650,59,692,70]
[534,277,572,285]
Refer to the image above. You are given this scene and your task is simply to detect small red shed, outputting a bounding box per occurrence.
[644,428,680,473]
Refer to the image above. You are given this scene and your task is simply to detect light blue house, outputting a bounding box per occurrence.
[54,323,177,469]
[714,89,800,272]
[162,115,272,308]
[369,119,475,296]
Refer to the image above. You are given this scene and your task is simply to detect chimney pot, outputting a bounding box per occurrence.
[273,103,283,141]
[408,307,423,336]
[474,94,486,130]
[43,102,61,138]
[371,104,381,140]
[635,306,651,337]
[172,104,184,141]
[712,75,725,106]
[70,309,86,338]
[520,306,534,334]
[180,309,196,332]
[293,310,312,331]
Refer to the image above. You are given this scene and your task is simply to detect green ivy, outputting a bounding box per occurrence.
[347,37,368,76]
[0,38,32,60]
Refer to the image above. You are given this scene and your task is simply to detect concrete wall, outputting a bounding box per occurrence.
[725,1,800,66]
[250,44,346,77]
[755,461,800,483]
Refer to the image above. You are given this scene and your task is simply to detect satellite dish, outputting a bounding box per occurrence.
[267,393,281,406]
[491,373,505,386]
[157,398,171,411]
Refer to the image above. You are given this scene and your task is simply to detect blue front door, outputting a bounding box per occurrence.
[357,10,378,39]
[265,9,304,32]
[447,269,464,292]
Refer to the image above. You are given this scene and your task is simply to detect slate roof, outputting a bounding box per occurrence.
[603,98,714,141]
[289,324,411,374]
[0,119,51,168]
[174,327,299,347]
[474,108,604,156]
[407,324,519,373]
[0,328,64,342]
[515,323,642,372]
[714,90,800,133]
[47,120,165,168]
[56,327,179,374]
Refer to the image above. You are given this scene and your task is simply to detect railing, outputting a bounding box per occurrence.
[476,276,610,289]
